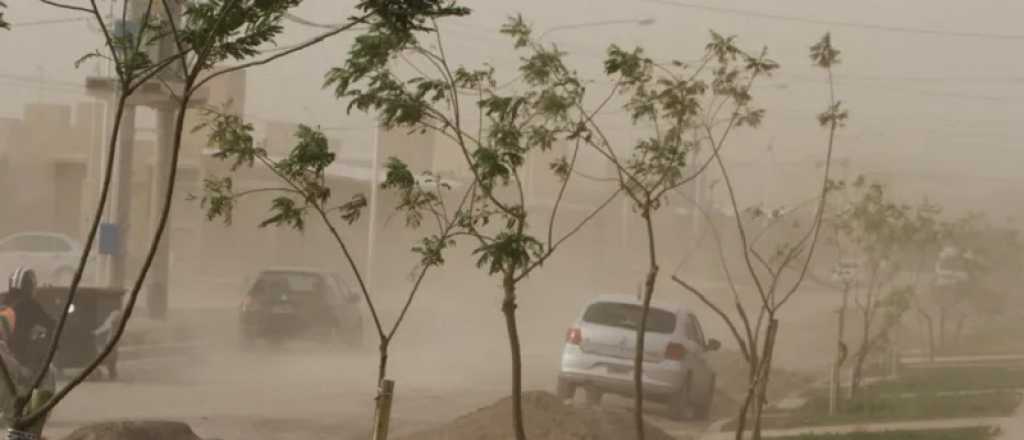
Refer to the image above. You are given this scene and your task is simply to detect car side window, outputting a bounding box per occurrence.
[321,275,342,305]
[1,235,71,253]
[685,314,706,346]
[49,237,72,252]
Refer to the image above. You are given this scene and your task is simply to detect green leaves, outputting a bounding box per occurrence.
[356,0,469,35]
[201,111,265,171]
[499,14,531,49]
[261,196,307,229]
[198,176,237,224]
[413,234,455,267]
[473,231,544,275]
[471,147,513,190]
[382,158,449,228]
[338,194,368,225]
[180,0,302,69]
[817,101,849,128]
[810,33,841,68]
[604,45,652,85]
[706,31,741,63]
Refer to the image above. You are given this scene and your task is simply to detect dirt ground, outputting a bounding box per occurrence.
[43,281,841,440]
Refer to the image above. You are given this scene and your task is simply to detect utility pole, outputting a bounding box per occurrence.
[146,0,182,319]
[105,103,137,288]
[91,11,145,290]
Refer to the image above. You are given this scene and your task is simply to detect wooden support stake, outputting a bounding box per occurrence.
[371,379,395,440]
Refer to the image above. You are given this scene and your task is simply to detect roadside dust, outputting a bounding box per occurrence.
[398,391,678,440]
[45,271,838,440]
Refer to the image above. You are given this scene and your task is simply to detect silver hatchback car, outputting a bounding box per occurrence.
[557,294,720,420]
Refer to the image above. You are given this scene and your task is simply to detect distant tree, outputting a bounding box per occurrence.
[903,199,944,361]
[324,14,621,440]
[924,213,1018,353]
[827,179,915,398]
[669,33,846,440]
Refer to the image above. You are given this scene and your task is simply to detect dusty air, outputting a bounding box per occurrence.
[0,1,1021,440]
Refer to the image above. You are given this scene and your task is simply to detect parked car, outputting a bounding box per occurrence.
[239,267,363,348]
[557,294,720,420]
[0,232,89,286]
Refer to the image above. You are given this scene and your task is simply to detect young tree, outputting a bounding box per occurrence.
[198,115,475,439]
[554,32,780,438]
[325,15,622,440]
[828,179,915,398]
[668,33,846,440]
[1,0,463,436]
[903,199,943,361]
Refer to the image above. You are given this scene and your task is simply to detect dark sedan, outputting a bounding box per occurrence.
[239,268,363,348]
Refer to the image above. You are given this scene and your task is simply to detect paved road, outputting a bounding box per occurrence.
[998,396,1024,439]
[696,417,1006,440]
[38,280,846,440]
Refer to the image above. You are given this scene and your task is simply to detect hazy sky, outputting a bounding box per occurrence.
[3,0,1022,189]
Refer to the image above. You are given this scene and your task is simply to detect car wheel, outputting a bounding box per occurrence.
[556,378,575,401]
[693,374,715,420]
[668,374,693,421]
[584,387,603,407]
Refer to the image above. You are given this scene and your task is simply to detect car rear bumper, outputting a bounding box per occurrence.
[559,347,686,397]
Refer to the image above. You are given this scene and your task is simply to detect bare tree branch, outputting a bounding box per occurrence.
[671,276,750,363]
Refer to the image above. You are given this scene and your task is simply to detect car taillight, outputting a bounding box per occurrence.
[242,297,257,312]
[666,342,687,361]
[566,328,582,345]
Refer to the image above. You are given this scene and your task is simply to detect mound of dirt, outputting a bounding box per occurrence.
[60,420,201,440]
[398,391,676,440]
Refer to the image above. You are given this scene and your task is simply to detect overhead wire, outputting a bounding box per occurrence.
[642,0,1024,41]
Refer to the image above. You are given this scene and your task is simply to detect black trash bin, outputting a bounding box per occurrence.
[33,286,125,380]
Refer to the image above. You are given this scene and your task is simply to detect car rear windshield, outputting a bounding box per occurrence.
[250,272,323,298]
[582,302,676,334]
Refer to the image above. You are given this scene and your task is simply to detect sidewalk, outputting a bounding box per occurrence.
[692,416,1006,440]
[999,398,1024,439]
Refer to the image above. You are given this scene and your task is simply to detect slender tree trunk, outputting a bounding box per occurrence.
[634,209,659,440]
[918,311,936,363]
[829,285,850,415]
[849,349,869,400]
[751,319,779,440]
[370,338,393,440]
[733,367,757,440]
[953,314,967,351]
[938,306,947,353]
[377,339,390,386]
[849,305,872,399]
[501,270,527,440]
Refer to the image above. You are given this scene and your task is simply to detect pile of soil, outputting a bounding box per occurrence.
[398,391,677,440]
[60,420,201,440]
